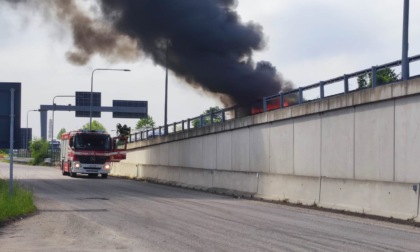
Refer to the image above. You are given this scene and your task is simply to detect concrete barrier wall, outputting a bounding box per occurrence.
[319,178,419,220]
[256,173,320,205]
[111,78,420,220]
[354,101,394,181]
[321,108,354,179]
[395,96,420,183]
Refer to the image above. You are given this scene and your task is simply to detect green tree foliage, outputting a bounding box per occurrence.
[192,106,223,128]
[56,128,66,140]
[135,116,155,130]
[82,120,107,132]
[357,67,399,89]
[116,123,131,137]
[29,138,49,165]
[0,149,7,159]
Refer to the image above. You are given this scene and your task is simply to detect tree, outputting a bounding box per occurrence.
[56,128,66,140]
[29,138,49,165]
[192,106,223,128]
[357,67,399,89]
[135,116,155,130]
[116,123,131,137]
[82,120,107,132]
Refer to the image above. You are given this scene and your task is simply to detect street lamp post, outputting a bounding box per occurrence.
[90,68,131,130]
[26,109,38,156]
[402,0,410,81]
[52,95,75,142]
[51,95,75,166]
[164,44,169,135]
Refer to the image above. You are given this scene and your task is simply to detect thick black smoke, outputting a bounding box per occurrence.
[2,0,291,106]
[98,0,287,105]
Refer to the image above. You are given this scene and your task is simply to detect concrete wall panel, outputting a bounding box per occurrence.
[149,145,160,165]
[216,131,232,170]
[138,165,158,179]
[294,115,321,177]
[267,107,292,121]
[169,141,180,167]
[137,150,146,164]
[406,78,420,95]
[256,174,320,205]
[249,124,270,173]
[320,178,419,219]
[321,108,354,179]
[202,135,217,170]
[124,150,137,163]
[110,162,138,178]
[187,137,203,168]
[128,148,144,164]
[157,166,180,182]
[355,101,394,181]
[179,140,188,167]
[269,120,294,175]
[179,168,213,188]
[159,143,169,166]
[232,128,250,172]
[395,97,420,182]
[213,170,258,193]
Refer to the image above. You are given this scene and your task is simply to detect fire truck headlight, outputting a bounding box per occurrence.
[74,161,81,169]
[104,163,111,170]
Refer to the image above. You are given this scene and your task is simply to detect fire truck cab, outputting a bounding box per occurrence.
[60,130,127,179]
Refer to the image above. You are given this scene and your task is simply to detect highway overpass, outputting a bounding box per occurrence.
[112,76,420,222]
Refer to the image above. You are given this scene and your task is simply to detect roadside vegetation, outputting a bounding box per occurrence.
[29,138,49,165]
[0,149,7,159]
[0,178,36,224]
[82,120,107,132]
[135,116,155,131]
[192,106,223,128]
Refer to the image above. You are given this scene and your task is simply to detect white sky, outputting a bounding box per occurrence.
[0,0,419,139]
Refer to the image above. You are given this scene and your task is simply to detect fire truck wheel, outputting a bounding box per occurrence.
[70,169,77,178]
[101,174,108,179]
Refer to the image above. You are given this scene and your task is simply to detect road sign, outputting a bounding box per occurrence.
[0,82,21,149]
[75,91,101,117]
[112,100,148,118]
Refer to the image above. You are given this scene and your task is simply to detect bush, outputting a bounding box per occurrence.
[29,138,49,165]
[0,179,36,223]
[0,149,7,159]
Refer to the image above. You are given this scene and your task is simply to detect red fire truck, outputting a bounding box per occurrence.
[60,130,127,179]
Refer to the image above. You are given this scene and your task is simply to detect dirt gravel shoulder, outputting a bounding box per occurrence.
[0,197,132,252]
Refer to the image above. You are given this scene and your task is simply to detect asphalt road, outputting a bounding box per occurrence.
[1,162,420,252]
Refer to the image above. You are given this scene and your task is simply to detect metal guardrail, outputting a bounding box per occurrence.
[263,54,420,111]
[129,54,420,143]
[129,107,238,142]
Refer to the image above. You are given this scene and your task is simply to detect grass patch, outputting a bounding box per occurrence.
[0,178,36,224]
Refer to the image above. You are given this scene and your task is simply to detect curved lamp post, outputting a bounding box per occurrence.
[90,68,131,130]
[52,95,75,142]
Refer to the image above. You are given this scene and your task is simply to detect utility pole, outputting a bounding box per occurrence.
[402,0,410,81]
[164,41,169,135]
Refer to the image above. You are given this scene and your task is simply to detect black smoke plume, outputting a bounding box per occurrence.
[2,0,139,65]
[2,0,291,106]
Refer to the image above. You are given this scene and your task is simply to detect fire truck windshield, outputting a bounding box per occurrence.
[74,133,112,151]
